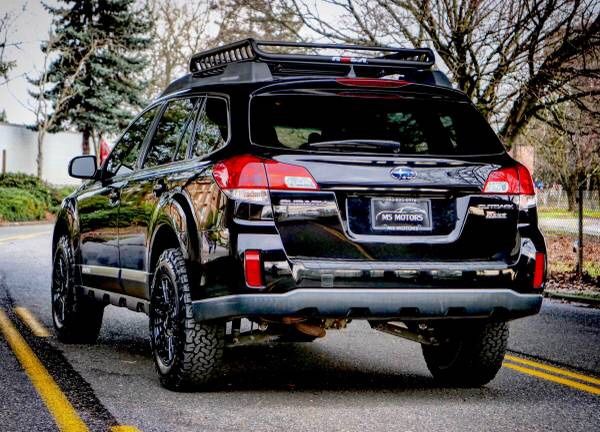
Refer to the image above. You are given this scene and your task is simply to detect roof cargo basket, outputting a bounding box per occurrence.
[189,39,436,78]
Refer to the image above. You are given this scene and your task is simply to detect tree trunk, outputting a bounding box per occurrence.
[36,129,46,178]
[82,128,91,155]
[565,176,578,212]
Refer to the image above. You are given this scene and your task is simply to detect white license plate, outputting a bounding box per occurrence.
[371,198,432,231]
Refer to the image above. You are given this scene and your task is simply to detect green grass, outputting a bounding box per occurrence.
[550,260,600,278]
[0,173,75,222]
[538,208,600,218]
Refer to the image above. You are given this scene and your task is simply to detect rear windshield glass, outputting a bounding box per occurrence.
[250,94,504,155]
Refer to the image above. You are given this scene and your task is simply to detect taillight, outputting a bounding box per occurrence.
[533,252,545,289]
[482,163,536,209]
[482,163,534,195]
[263,160,318,190]
[244,250,263,288]
[213,154,318,204]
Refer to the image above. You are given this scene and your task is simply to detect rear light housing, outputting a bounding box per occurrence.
[482,163,536,209]
[244,250,264,288]
[213,154,318,204]
[533,252,545,289]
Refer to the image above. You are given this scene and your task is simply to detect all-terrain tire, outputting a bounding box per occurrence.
[51,235,104,343]
[149,248,224,391]
[422,321,509,387]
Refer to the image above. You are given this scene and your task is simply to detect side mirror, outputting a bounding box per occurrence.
[68,155,98,179]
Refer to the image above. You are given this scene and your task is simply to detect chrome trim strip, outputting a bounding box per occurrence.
[80,265,119,279]
[120,268,150,284]
[293,260,509,271]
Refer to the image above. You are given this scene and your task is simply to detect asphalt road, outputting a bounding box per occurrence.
[0,223,599,432]
[539,217,600,237]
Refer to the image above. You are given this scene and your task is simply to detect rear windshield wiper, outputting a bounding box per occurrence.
[307,139,402,153]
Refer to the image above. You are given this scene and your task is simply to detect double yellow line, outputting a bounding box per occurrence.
[504,354,600,395]
[0,307,141,432]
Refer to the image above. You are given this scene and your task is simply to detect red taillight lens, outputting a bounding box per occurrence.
[533,252,545,289]
[213,155,268,189]
[482,163,535,195]
[213,154,318,203]
[263,160,318,190]
[244,250,263,288]
[336,78,410,88]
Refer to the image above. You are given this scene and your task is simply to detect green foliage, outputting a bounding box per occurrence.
[0,187,47,222]
[0,173,75,221]
[32,0,152,136]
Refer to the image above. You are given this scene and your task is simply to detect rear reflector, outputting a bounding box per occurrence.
[336,78,410,88]
[483,163,535,195]
[213,155,318,203]
[533,252,545,289]
[244,250,263,288]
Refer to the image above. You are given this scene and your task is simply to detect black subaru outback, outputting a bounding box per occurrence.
[53,39,546,390]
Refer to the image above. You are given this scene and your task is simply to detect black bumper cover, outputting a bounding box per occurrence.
[192,288,543,321]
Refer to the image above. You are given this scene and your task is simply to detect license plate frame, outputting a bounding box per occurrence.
[370,197,432,232]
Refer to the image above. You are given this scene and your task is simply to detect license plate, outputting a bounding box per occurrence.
[371,197,432,231]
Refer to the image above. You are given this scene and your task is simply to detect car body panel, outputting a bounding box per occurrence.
[54,74,546,320]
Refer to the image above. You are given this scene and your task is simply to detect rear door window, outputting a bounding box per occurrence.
[192,97,229,158]
[143,97,198,168]
[250,93,504,156]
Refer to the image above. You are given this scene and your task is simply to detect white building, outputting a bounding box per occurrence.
[0,122,94,185]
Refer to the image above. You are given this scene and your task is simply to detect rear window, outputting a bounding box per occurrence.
[250,94,504,156]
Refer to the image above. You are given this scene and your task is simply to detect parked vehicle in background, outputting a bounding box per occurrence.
[53,39,546,390]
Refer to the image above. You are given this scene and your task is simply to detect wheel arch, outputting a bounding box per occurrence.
[52,203,79,257]
[147,192,200,276]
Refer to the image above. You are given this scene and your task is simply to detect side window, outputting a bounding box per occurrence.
[105,106,159,177]
[192,97,229,158]
[144,97,198,168]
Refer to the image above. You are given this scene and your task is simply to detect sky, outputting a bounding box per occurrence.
[0,0,51,125]
[0,0,399,127]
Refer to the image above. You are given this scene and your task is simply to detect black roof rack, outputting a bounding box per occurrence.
[189,39,436,77]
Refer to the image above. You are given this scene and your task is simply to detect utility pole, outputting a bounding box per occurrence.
[576,184,584,278]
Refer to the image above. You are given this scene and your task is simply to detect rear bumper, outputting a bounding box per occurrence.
[192,288,543,321]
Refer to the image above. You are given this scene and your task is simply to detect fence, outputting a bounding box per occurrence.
[537,188,600,279]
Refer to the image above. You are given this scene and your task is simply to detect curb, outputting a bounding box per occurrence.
[544,291,600,307]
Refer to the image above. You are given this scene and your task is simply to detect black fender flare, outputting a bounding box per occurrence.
[146,192,199,273]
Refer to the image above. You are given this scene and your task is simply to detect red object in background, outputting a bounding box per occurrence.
[99,139,111,165]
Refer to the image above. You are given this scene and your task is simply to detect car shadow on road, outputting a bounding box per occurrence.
[92,324,502,395]
[217,342,498,395]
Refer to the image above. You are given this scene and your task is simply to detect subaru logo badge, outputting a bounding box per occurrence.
[391,167,416,181]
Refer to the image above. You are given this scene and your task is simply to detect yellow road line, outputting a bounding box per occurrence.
[14,307,51,337]
[505,354,600,386]
[503,362,600,396]
[0,231,52,244]
[111,426,143,432]
[0,309,89,431]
